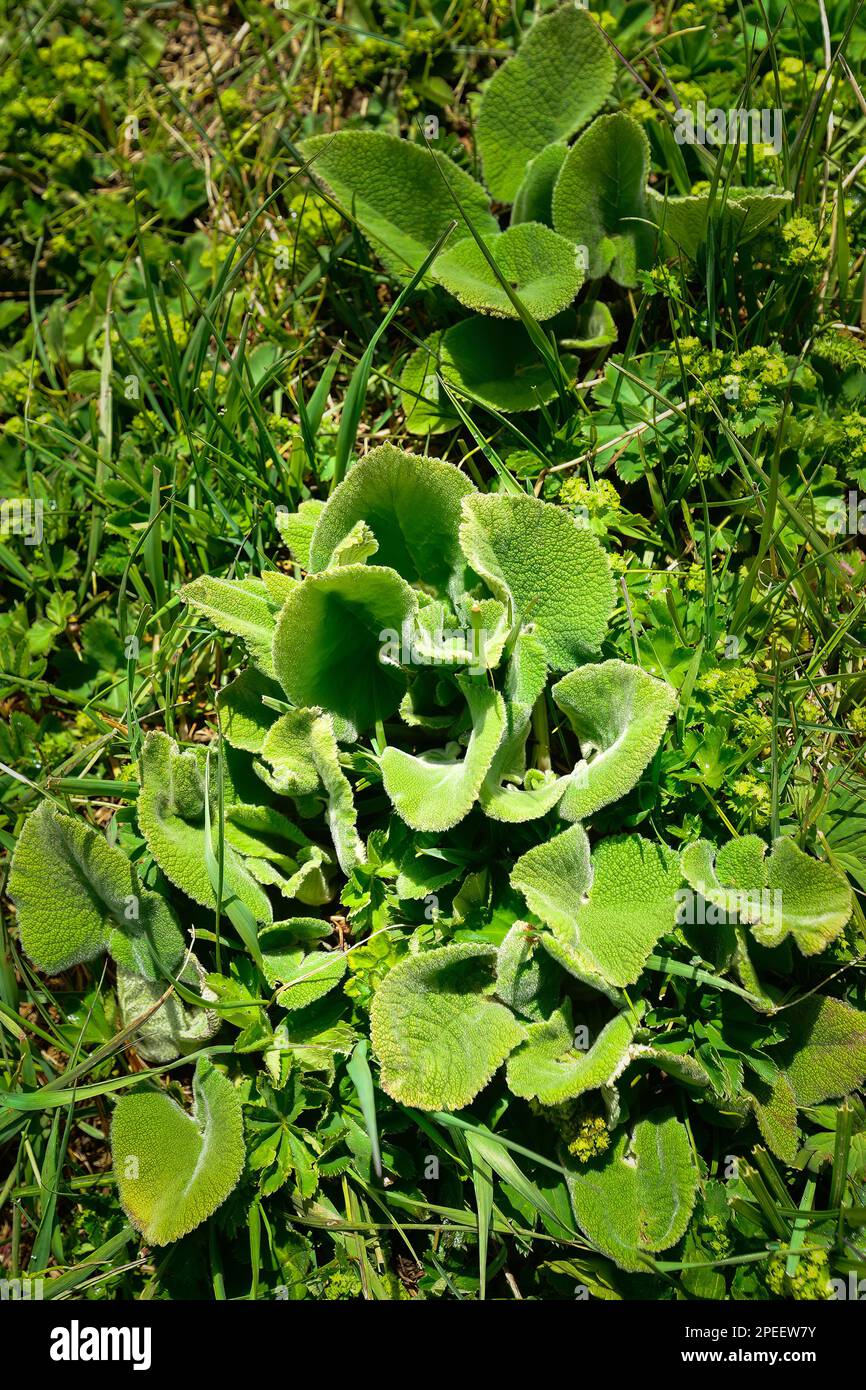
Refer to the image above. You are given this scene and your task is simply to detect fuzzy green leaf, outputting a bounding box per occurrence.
[369,943,526,1110]
[8,801,185,978]
[459,492,614,669]
[309,444,475,595]
[506,1001,638,1105]
[432,223,584,321]
[117,955,220,1065]
[300,130,497,277]
[381,677,506,831]
[552,113,653,286]
[276,498,325,568]
[775,997,866,1107]
[566,1111,699,1271]
[512,142,569,226]
[401,319,577,430]
[217,668,281,754]
[259,709,364,873]
[272,564,417,741]
[477,6,614,202]
[648,186,793,260]
[681,835,853,955]
[137,732,274,923]
[181,574,286,678]
[513,829,682,989]
[112,1057,245,1245]
[553,659,677,820]
[495,921,558,1022]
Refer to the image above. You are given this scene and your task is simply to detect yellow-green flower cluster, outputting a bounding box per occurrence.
[765,1249,833,1300]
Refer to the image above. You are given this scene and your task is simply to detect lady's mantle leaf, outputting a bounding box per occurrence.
[512,142,569,227]
[112,1058,245,1245]
[552,113,653,287]
[459,492,614,670]
[681,835,853,955]
[506,1001,638,1105]
[369,943,526,1110]
[432,223,584,321]
[512,828,682,989]
[309,444,475,596]
[381,677,506,831]
[476,6,614,202]
[272,564,417,741]
[647,186,793,260]
[8,801,184,977]
[552,659,677,821]
[300,130,497,276]
[565,1110,698,1272]
[117,955,220,1065]
[181,574,288,679]
[401,319,577,430]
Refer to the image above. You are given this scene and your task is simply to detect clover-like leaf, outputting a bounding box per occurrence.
[512,142,568,226]
[476,5,614,202]
[381,677,506,831]
[117,955,220,1065]
[552,659,677,821]
[369,942,526,1110]
[512,828,682,989]
[137,732,274,923]
[552,113,653,286]
[112,1057,245,1245]
[648,186,793,260]
[259,709,365,874]
[432,223,584,321]
[506,1001,639,1105]
[459,492,614,670]
[272,564,417,741]
[565,1110,698,1272]
[774,996,866,1107]
[401,319,577,430]
[181,574,289,679]
[8,801,185,977]
[300,130,497,277]
[309,444,475,596]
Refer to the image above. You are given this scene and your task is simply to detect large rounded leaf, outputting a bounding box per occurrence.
[648,186,793,260]
[432,223,584,320]
[381,677,506,831]
[512,829,682,989]
[8,800,185,978]
[272,564,417,739]
[370,943,526,1110]
[309,444,475,594]
[477,6,614,202]
[401,318,577,429]
[565,1111,698,1272]
[512,142,569,226]
[300,130,497,276]
[552,113,653,286]
[459,492,614,669]
[506,1002,638,1105]
[112,1058,245,1245]
[552,659,677,820]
